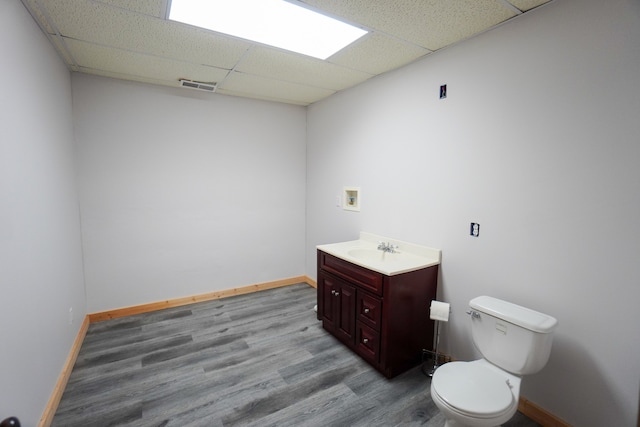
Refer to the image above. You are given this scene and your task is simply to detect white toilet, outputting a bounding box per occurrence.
[430,296,558,427]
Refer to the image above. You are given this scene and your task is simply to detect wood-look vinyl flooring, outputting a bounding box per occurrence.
[53,283,541,427]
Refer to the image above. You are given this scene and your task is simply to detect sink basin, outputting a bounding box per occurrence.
[347,248,400,263]
[347,248,426,269]
[317,232,441,276]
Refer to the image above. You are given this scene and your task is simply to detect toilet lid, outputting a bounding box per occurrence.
[432,362,514,417]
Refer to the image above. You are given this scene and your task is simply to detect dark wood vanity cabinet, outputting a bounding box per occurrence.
[317,250,439,378]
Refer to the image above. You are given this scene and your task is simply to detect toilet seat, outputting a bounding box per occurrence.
[432,361,515,418]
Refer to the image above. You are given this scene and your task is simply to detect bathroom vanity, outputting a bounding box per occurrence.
[317,233,441,378]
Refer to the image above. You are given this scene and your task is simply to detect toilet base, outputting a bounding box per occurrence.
[443,419,505,427]
[431,360,521,427]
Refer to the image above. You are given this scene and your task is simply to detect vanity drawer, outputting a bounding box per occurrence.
[355,321,380,364]
[357,291,382,331]
[319,251,384,296]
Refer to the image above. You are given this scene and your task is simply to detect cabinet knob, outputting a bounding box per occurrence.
[334,292,340,296]
[363,308,370,314]
[363,338,369,344]
[331,290,336,295]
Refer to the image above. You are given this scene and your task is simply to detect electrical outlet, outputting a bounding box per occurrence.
[470,223,480,237]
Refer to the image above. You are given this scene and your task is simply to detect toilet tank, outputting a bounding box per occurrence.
[469,296,558,375]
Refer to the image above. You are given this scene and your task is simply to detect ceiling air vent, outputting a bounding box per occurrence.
[179,79,217,93]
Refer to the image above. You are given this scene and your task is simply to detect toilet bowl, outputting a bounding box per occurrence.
[430,296,557,427]
[430,359,520,427]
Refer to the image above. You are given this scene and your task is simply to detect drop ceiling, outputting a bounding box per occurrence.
[22,0,551,106]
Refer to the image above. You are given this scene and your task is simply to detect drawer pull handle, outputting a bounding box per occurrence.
[363,308,370,314]
[363,338,369,344]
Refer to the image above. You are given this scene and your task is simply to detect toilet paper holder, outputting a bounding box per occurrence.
[424,300,450,377]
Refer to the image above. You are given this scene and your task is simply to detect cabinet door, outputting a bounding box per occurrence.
[334,281,356,344]
[318,271,338,329]
[318,271,356,345]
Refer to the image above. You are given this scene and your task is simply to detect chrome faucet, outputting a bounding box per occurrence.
[377,241,398,253]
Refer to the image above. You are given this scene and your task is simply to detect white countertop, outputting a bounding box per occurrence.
[317,232,441,276]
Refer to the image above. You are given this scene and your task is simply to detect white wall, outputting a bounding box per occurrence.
[0,1,87,424]
[6,0,638,423]
[73,74,307,313]
[306,0,640,425]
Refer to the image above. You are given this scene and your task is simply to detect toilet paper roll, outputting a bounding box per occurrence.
[430,300,450,322]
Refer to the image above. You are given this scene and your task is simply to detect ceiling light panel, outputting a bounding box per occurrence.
[168,0,368,59]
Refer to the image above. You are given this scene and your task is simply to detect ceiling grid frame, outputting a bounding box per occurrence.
[21,0,553,105]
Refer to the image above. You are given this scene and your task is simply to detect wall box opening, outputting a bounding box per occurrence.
[343,187,360,211]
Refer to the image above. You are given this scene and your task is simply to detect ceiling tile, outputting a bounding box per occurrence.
[74,67,177,90]
[219,72,336,105]
[50,37,78,67]
[329,32,431,75]
[65,38,230,85]
[21,0,55,33]
[297,0,518,50]
[506,0,552,12]
[95,0,168,18]
[39,0,250,69]
[23,0,551,105]
[235,47,373,91]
